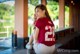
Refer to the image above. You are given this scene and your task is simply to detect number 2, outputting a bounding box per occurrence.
[45,26,55,41]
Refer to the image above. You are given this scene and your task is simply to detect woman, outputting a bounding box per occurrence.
[26,4,56,54]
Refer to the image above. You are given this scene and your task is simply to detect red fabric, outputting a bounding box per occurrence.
[35,17,55,46]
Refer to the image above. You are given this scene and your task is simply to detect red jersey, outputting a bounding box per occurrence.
[35,17,55,46]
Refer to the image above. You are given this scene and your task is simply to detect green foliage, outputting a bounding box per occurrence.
[28,0,39,6]
[0,34,6,37]
[28,4,35,19]
[0,3,14,37]
[65,6,69,28]
[28,0,59,20]
[46,1,59,20]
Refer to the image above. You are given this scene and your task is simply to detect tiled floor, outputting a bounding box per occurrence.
[0,47,36,54]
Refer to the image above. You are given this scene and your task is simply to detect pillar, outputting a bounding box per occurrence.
[59,0,65,29]
[69,2,73,27]
[15,0,28,48]
[15,0,28,38]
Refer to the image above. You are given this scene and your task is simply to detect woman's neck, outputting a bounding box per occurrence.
[40,15,46,19]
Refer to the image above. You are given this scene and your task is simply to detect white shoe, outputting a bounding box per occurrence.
[26,44,32,49]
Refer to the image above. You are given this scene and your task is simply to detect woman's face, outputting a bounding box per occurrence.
[35,8,45,19]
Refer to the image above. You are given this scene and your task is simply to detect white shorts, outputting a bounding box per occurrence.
[33,43,56,54]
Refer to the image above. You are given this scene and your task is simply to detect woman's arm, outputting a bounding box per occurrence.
[52,27,55,36]
[33,27,39,44]
[52,26,55,31]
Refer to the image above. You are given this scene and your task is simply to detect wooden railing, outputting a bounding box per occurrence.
[55,27,74,40]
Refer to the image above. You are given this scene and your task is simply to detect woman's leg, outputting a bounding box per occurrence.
[28,35,33,44]
[26,35,33,49]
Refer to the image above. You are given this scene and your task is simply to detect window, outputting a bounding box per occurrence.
[46,0,59,30]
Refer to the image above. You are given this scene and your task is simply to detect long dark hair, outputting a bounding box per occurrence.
[35,4,51,21]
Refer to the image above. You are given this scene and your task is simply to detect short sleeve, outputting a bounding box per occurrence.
[35,19,42,29]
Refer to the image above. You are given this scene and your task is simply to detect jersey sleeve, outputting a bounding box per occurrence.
[35,19,42,29]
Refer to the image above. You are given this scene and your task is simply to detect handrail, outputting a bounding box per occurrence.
[0,32,7,34]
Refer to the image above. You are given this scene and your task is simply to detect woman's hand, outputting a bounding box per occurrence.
[33,14,37,25]
[34,14,37,20]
